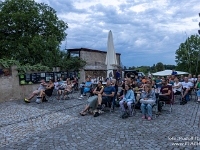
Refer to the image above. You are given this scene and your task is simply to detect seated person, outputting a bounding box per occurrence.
[172,76,182,95]
[195,76,200,103]
[71,75,78,91]
[157,79,172,115]
[117,79,126,100]
[63,80,73,99]
[94,80,115,117]
[24,79,47,103]
[188,74,195,87]
[181,77,193,103]
[119,84,135,117]
[54,79,59,91]
[140,84,156,120]
[155,76,162,93]
[57,77,65,90]
[79,81,104,116]
[78,77,92,99]
[37,79,54,103]
[57,79,67,100]
[111,79,118,106]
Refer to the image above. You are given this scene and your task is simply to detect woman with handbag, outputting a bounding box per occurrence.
[140,84,156,120]
[119,84,135,118]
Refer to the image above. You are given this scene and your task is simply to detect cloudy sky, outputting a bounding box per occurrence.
[35,0,200,67]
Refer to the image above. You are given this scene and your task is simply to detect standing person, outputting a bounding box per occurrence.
[24,79,47,103]
[140,84,156,120]
[171,70,177,75]
[116,70,120,85]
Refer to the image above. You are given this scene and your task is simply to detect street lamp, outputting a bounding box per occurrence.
[199,13,200,34]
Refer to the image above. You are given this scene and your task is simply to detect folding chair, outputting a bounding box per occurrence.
[173,89,182,104]
[152,93,159,118]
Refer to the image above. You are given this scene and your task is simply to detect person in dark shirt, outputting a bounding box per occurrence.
[116,70,120,85]
[157,79,172,115]
[94,80,115,117]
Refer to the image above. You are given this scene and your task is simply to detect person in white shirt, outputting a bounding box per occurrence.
[54,79,59,90]
[181,77,193,101]
[188,74,194,87]
[172,77,182,95]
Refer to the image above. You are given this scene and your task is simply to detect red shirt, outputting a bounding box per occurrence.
[160,85,172,99]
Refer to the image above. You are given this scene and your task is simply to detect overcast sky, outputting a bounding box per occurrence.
[36,0,200,67]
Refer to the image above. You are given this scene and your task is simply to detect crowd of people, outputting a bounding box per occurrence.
[23,71,200,121]
[24,76,78,103]
[78,72,200,120]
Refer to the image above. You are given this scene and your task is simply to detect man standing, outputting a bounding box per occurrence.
[171,70,177,75]
[116,70,120,85]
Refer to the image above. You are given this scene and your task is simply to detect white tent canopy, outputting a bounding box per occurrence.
[152,70,189,76]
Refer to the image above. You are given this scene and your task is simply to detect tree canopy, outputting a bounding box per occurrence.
[0,0,65,64]
[0,0,86,71]
[175,34,200,75]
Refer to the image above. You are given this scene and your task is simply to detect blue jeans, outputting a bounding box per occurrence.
[80,87,90,95]
[197,90,200,97]
[141,103,152,117]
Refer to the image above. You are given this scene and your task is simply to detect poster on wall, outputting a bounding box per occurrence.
[19,72,69,85]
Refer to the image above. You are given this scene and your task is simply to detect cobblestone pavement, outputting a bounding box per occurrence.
[0,92,200,150]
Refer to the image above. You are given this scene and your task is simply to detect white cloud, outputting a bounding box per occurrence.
[34,0,200,67]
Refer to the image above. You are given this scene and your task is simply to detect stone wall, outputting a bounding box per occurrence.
[79,50,120,82]
[0,66,39,103]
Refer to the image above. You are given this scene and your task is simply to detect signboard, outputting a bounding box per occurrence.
[19,72,69,85]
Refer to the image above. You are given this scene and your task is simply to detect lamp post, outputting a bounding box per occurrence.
[185,32,191,73]
[198,13,200,34]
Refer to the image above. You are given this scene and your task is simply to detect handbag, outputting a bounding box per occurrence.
[140,99,155,105]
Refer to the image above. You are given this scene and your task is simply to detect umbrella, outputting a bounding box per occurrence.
[105,30,117,78]
[152,70,189,76]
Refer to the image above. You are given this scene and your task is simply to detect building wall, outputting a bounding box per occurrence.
[78,50,120,82]
[0,66,40,103]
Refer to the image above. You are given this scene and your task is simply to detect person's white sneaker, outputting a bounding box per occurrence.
[78,97,82,100]
[80,95,83,98]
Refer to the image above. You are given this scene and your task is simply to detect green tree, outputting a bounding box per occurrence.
[175,34,200,75]
[0,0,68,66]
[156,62,164,71]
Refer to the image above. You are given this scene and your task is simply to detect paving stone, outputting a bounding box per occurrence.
[0,92,199,149]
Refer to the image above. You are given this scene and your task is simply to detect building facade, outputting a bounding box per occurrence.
[67,48,121,82]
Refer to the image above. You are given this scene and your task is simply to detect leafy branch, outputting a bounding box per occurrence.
[0,58,50,75]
